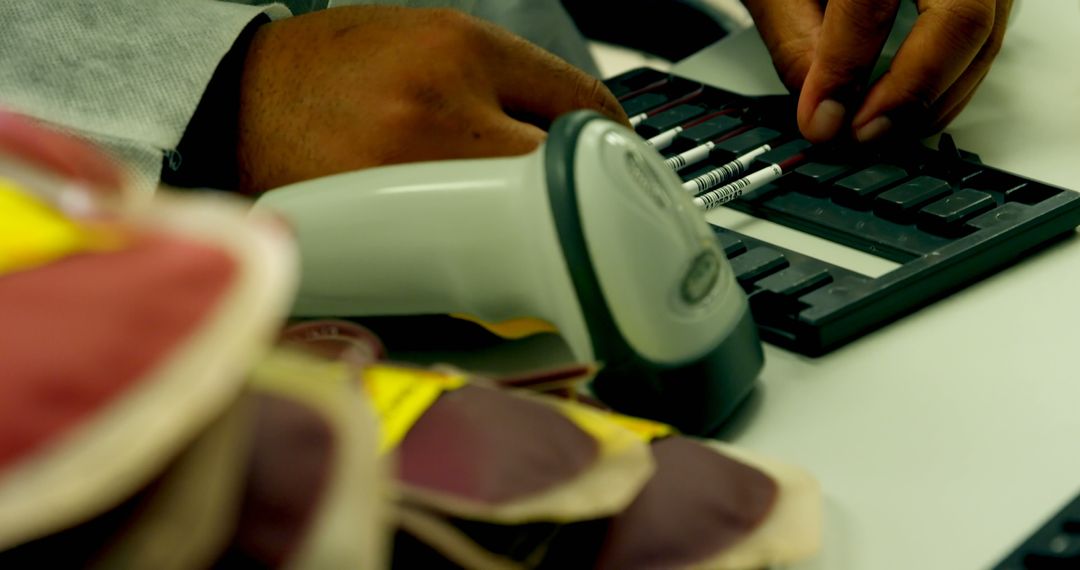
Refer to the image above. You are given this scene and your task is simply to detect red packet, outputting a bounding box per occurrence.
[0,181,297,553]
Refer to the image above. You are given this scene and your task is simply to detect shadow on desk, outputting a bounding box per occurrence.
[353,313,768,439]
[710,382,765,441]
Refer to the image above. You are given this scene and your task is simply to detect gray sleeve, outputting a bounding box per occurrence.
[333,0,600,76]
[0,1,290,191]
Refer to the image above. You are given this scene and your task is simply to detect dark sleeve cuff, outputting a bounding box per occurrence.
[161,14,269,191]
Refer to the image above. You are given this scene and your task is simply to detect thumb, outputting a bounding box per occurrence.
[796,0,902,141]
[743,0,826,92]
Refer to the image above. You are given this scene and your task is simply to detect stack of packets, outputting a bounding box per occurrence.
[0,170,822,568]
[0,174,383,568]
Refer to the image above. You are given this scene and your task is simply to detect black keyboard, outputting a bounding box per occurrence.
[606,68,1080,356]
[994,490,1080,569]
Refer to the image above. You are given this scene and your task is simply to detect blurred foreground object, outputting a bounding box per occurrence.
[0,110,820,569]
[0,116,385,567]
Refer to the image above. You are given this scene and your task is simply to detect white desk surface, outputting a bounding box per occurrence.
[673,3,1080,569]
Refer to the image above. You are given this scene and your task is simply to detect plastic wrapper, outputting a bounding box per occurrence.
[349,364,655,527]
[542,436,821,570]
[376,371,822,569]
[0,179,293,548]
[398,384,601,505]
[0,165,385,568]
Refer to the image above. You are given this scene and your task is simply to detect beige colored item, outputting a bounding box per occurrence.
[0,193,297,550]
[701,443,823,569]
[248,350,389,570]
[397,506,523,570]
[397,393,656,525]
[88,401,254,570]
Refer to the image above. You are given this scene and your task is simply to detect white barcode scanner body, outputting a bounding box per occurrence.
[253,111,762,434]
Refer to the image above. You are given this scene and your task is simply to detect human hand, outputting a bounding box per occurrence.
[743,0,1012,143]
[236,6,628,194]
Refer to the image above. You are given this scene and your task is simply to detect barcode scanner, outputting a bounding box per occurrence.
[253,111,762,435]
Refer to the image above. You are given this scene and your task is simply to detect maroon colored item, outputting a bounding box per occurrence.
[595,437,779,569]
[214,393,336,568]
[280,319,385,367]
[398,385,599,505]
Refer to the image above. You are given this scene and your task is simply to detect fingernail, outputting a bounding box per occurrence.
[808,99,846,141]
[855,116,892,143]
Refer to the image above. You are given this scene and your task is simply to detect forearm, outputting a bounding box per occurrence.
[0,1,289,190]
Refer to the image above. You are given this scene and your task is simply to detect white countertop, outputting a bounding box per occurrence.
[674,3,1080,568]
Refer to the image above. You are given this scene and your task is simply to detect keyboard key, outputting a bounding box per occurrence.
[874,176,952,222]
[756,267,832,298]
[1023,552,1080,568]
[729,247,789,287]
[622,93,669,117]
[996,182,1040,203]
[752,139,812,169]
[672,115,743,150]
[964,170,1065,204]
[626,79,706,126]
[711,229,747,257]
[832,164,908,208]
[1023,532,1080,566]
[783,161,855,195]
[993,491,1080,569]
[740,182,785,203]
[965,202,1029,231]
[963,169,1018,192]
[711,127,782,163]
[637,104,707,137]
[1009,182,1063,205]
[918,188,996,234]
[609,68,669,98]
[927,160,983,185]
